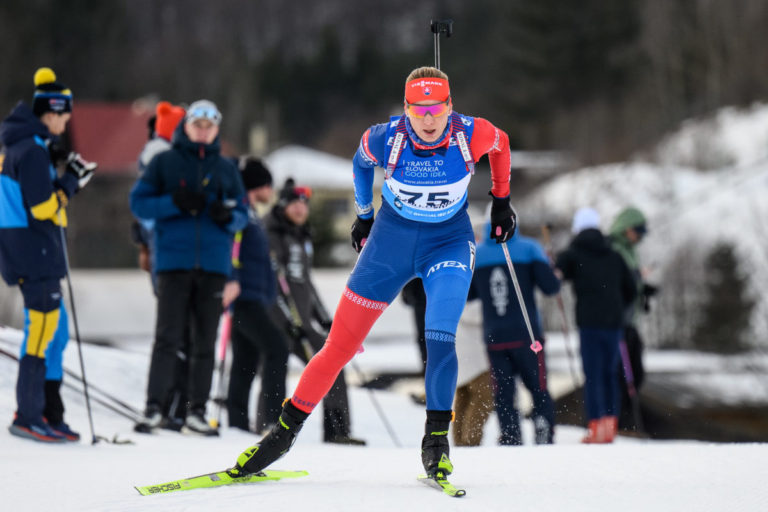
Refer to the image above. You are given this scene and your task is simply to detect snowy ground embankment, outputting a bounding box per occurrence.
[1,266,767,510]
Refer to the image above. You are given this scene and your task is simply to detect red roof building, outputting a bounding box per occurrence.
[68,102,152,175]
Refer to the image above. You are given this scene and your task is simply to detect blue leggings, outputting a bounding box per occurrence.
[20,298,69,381]
[579,327,622,420]
[347,203,475,410]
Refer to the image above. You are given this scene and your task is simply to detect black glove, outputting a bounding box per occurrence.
[489,193,517,243]
[641,283,659,312]
[319,319,332,331]
[350,216,374,253]
[209,199,236,226]
[173,187,206,215]
[65,152,97,189]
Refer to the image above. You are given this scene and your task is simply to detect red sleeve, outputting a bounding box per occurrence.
[469,117,510,198]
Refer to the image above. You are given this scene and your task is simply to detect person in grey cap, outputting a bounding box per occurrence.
[131,99,248,436]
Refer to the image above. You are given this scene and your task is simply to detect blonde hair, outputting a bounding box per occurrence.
[405,66,449,83]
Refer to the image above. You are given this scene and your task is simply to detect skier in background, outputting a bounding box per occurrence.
[266,179,365,445]
[0,67,95,442]
[468,210,560,445]
[231,65,515,480]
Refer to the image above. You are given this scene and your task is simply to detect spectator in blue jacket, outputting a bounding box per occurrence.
[0,67,95,442]
[468,213,561,444]
[221,158,289,432]
[130,99,247,436]
[131,100,186,294]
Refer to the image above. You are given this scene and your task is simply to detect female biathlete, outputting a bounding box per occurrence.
[231,66,516,479]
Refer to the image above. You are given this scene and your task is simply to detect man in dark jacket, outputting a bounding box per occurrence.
[130,99,247,436]
[469,218,561,445]
[266,179,364,445]
[556,207,636,444]
[221,158,289,432]
[0,67,95,442]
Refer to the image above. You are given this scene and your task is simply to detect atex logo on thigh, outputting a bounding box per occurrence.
[426,260,468,277]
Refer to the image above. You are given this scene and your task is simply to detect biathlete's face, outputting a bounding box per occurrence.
[404,99,452,143]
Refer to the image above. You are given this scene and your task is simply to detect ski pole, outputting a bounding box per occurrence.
[541,224,581,387]
[58,223,98,445]
[501,242,543,354]
[349,359,402,448]
[618,339,645,433]
[0,346,140,427]
[430,19,453,70]
[210,310,232,429]
[0,328,143,418]
[296,330,401,447]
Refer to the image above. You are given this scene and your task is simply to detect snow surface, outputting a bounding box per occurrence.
[2,269,767,511]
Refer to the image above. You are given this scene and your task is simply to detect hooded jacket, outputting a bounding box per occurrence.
[129,122,247,275]
[265,205,331,336]
[609,207,647,323]
[0,102,78,284]
[609,207,646,273]
[556,228,637,329]
[469,225,560,346]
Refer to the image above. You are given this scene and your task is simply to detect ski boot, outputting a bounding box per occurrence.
[230,400,308,477]
[533,415,554,445]
[421,410,454,478]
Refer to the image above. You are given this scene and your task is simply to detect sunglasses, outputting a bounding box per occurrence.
[187,106,222,125]
[405,100,451,118]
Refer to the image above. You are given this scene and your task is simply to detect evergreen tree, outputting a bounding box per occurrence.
[489,0,643,148]
[691,243,755,353]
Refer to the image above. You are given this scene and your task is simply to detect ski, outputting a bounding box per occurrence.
[135,469,308,495]
[417,472,466,498]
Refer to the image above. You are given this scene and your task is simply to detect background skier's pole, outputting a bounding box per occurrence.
[58,223,98,445]
[350,360,402,448]
[619,339,645,433]
[541,224,581,387]
[210,310,232,429]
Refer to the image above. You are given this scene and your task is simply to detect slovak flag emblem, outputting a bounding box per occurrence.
[424,86,432,96]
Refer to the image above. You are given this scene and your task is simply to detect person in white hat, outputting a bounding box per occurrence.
[555,207,637,444]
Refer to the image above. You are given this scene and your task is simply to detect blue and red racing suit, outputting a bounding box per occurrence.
[291,112,511,412]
